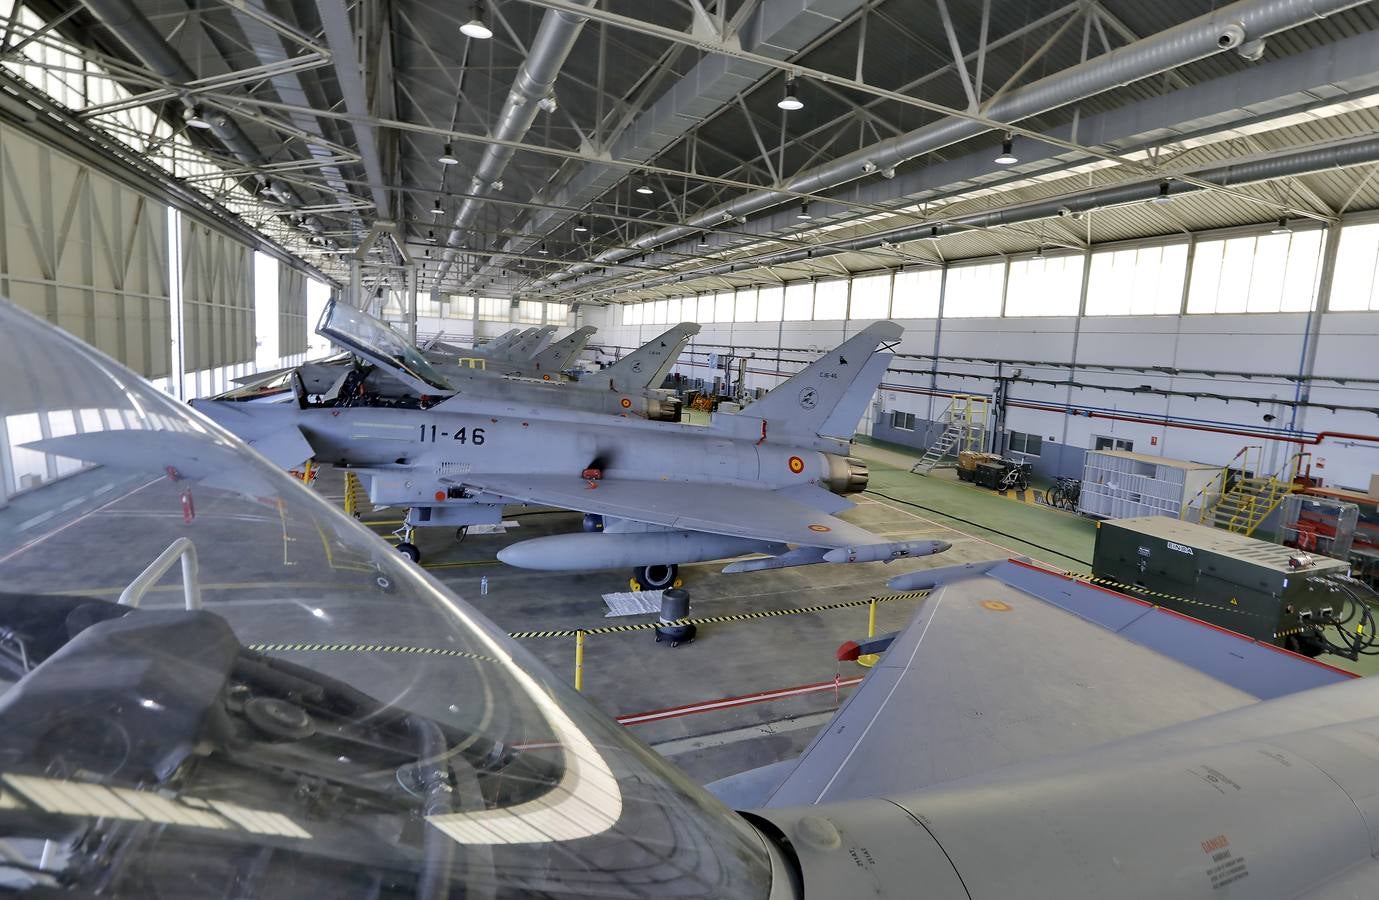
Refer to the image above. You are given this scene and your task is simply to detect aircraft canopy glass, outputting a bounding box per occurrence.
[0,299,773,898]
[318,299,455,394]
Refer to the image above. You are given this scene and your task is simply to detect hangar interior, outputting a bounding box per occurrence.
[3,0,1379,893]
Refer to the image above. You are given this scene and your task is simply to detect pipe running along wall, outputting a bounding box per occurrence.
[535,0,1369,296]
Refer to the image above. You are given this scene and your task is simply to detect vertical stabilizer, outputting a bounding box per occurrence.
[740,321,901,440]
[603,322,700,392]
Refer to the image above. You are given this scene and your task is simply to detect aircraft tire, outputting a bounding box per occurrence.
[397,542,421,563]
[635,564,678,591]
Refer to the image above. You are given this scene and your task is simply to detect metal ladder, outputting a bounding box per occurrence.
[1197,447,1306,536]
[911,395,990,475]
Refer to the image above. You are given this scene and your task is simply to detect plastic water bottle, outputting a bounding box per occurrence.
[480,575,489,596]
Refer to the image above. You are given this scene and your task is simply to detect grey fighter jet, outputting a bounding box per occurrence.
[290,324,597,395]
[427,325,595,381]
[194,317,948,587]
[275,301,696,422]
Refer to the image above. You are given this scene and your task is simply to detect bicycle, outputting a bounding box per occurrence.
[1045,476,1081,511]
[999,462,1031,493]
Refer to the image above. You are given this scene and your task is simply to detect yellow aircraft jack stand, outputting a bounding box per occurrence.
[856,599,879,668]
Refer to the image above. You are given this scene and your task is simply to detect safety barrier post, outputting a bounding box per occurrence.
[574,630,585,691]
[857,599,879,668]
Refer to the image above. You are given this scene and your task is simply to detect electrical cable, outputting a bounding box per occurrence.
[864,488,1092,567]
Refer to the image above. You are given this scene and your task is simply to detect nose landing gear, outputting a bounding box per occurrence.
[394,522,421,563]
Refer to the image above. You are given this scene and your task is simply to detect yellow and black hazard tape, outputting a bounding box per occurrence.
[249,642,498,663]
[244,592,930,655]
[1064,573,1336,644]
[1065,572,1266,622]
[507,590,931,640]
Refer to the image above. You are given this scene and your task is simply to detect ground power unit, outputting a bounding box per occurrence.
[1092,516,1360,658]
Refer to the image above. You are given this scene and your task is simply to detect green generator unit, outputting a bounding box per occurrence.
[1092,516,1351,654]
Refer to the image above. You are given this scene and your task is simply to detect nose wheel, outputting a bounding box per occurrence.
[394,521,421,563]
[630,563,680,592]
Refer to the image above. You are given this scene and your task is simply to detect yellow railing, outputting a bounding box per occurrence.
[1199,446,1306,535]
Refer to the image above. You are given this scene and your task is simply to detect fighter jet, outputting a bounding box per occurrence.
[6,295,1379,899]
[194,315,948,587]
[250,301,696,422]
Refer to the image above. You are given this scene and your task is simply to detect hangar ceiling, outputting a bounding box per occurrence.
[12,0,1379,305]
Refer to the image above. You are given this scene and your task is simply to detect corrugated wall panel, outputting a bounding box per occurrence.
[181,218,252,370]
[0,124,169,377]
[278,264,307,355]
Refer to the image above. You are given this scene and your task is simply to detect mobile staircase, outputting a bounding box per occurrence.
[1196,446,1308,536]
[910,395,990,475]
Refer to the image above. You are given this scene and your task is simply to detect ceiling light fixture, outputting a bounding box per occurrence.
[538,242,549,254]
[994,134,1018,165]
[796,202,812,220]
[438,143,458,165]
[460,2,493,40]
[426,229,436,243]
[699,232,709,246]
[1271,215,1292,234]
[1150,180,1173,205]
[778,76,803,111]
[431,197,445,215]
[635,177,654,196]
[922,225,941,240]
[574,217,589,233]
[183,105,212,129]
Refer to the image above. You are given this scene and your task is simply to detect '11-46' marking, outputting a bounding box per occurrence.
[419,424,486,445]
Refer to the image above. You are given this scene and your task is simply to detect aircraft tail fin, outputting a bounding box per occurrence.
[474,326,518,355]
[740,321,901,441]
[531,325,595,374]
[603,322,700,392]
[503,325,557,359]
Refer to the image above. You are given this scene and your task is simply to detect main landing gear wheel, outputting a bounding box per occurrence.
[634,564,678,591]
[396,542,421,563]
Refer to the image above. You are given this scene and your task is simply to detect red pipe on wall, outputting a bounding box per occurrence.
[695,360,1379,450]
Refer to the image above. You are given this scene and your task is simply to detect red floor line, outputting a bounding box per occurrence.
[616,675,866,726]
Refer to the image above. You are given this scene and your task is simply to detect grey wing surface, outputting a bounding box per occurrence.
[756,559,1353,808]
[453,474,883,549]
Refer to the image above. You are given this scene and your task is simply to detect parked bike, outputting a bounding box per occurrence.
[1045,476,1081,511]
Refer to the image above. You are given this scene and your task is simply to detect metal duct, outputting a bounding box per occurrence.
[232,0,361,240]
[583,133,1379,295]
[81,0,321,232]
[466,0,864,292]
[537,0,1367,294]
[432,0,596,285]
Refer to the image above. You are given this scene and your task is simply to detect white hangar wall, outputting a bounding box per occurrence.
[587,219,1379,493]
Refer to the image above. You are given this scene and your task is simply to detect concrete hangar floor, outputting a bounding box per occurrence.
[13,436,1369,787]
[321,438,1106,785]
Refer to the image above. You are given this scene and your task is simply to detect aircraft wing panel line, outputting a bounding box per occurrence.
[754,565,1270,808]
[808,594,943,805]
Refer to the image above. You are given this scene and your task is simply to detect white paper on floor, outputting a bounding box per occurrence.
[602,590,664,617]
[465,520,520,535]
